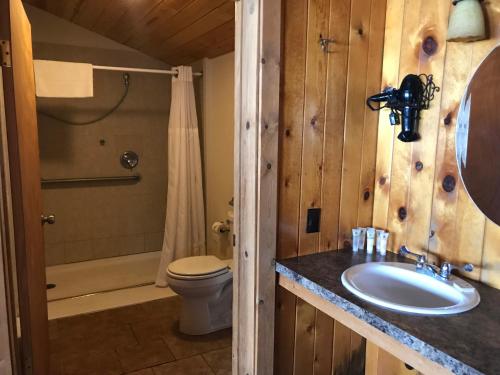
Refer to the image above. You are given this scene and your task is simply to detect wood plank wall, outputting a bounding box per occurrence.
[275,0,386,373]
[275,1,500,374]
[373,0,500,289]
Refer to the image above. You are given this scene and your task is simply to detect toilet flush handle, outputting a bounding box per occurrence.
[41,214,55,225]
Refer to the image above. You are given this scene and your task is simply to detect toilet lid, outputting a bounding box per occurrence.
[167,255,228,277]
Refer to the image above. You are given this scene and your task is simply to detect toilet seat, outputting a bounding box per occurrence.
[167,255,229,280]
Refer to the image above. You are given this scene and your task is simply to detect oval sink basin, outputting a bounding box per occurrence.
[341,262,480,315]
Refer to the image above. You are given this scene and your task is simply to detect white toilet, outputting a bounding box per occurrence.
[167,255,233,335]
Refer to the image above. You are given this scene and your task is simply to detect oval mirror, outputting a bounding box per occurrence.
[456,45,500,225]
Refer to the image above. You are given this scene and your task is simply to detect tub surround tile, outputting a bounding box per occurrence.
[276,250,500,375]
[145,232,165,253]
[45,242,66,266]
[38,42,170,266]
[117,234,146,256]
[64,239,94,263]
[92,237,121,259]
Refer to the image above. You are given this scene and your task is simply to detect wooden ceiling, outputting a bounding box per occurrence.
[25,0,235,65]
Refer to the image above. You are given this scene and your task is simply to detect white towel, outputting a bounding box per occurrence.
[34,59,94,98]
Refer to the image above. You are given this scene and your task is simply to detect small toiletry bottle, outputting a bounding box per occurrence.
[379,232,389,256]
[358,227,367,250]
[366,228,376,254]
[376,229,385,252]
[352,228,361,252]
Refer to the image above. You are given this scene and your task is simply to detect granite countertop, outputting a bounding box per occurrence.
[276,250,500,375]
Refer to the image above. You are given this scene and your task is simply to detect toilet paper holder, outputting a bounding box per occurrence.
[212,221,230,234]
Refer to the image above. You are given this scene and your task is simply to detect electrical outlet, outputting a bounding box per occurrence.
[306,208,321,233]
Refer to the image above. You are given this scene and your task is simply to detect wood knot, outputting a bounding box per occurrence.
[429,230,435,238]
[363,190,370,201]
[245,121,250,130]
[310,115,318,127]
[422,36,438,56]
[357,28,363,36]
[442,175,456,193]
[261,57,266,64]
[284,178,290,187]
[415,161,424,171]
[398,207,407,221]
[264,123,269,130]
[444,112,452,126]
[266,162,272,170]
[379,176,387,185]
[285,128,291,137]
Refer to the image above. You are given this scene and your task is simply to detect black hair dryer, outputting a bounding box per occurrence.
[366,74,439,142]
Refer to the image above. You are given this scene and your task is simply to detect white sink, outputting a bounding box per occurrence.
[341,262,480,315]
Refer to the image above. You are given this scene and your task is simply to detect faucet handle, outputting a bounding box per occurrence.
[399,246,427,263]
[440,262,474,279]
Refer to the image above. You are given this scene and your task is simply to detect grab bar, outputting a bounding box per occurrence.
[41,174,141,186]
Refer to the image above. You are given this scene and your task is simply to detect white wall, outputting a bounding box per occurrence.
[202,52,235,259]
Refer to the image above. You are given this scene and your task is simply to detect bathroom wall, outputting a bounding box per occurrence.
[201,52,235,260]
[373,0,500,290]
[26,5,172,265]
[275,1,500,375]
[275,0,386,373]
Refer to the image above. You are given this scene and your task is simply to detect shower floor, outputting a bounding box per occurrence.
[46,251,162,301]
[46,251,176,320]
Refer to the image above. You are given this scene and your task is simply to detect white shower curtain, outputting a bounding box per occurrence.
[156,66,206,287]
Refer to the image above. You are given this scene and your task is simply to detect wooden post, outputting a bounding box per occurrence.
[233,0,281,374]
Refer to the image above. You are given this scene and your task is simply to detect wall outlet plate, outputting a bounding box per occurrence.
[306,208,321,233]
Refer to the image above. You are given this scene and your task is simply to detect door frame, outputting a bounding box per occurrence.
[0,68,19,375]
[0,0,49,373]
[233,1,281,374]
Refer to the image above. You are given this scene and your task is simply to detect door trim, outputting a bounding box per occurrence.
[233,1,281,374]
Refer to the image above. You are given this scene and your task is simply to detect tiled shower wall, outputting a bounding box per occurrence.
[35,43,171,265]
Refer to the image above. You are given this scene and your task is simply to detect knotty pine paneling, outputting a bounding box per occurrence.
[275,0,386,373]
[373,0,500,288]
[276,1,500,374]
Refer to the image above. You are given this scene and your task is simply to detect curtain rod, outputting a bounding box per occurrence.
[93,65,203,76]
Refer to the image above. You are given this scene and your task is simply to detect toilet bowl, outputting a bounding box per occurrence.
[167,255,233,335]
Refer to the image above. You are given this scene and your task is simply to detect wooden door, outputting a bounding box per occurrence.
[0,0,49,374]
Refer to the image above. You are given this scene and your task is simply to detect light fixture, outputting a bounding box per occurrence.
[447,0,486,42]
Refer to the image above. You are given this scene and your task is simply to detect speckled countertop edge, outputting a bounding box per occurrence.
[275,262,483,375]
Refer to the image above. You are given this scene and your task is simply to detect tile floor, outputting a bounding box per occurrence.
[49,296,232,375]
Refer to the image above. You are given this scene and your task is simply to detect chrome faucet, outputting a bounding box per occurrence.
[399,246,474,281]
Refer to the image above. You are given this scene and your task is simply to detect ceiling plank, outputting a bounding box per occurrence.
[153,1,234,60]
[24,0,235,65]
[70,0,108,27]
[164,19,235,65]
[128,0,228,51]
[104,0,169,43]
